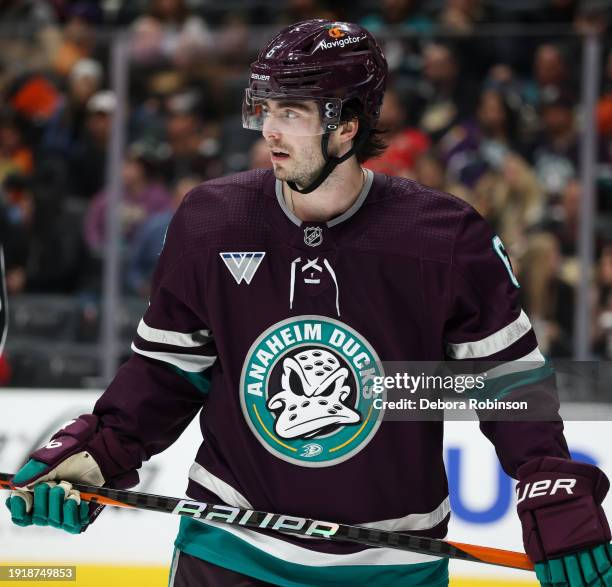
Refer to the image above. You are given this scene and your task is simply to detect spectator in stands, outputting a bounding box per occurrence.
[0,1,80,103]
[0,111,33,183]
[163,91,223,182]
[519,231,574,357]
[535,42,570,86]
[50,2,103,77]
[438,87,520,186]
[364,88,429,177]
[475,87,521,157]
[359,0,431,73]
[412,41,477,143]
[215,13,251,66]
[528,84,610,206]
[70,90,116,200]
[438,0,497,81]
[43,58,103,159]
[83,150,172,255]
[471,153,544,247]
[6,74,61,127]
[126,174,200,296]
[439,0,488,34]
[526,85,579,197]
[523,43,571,109]
[0,173,84,293]
[573,0,610,35]
[130,0,213,68]
[537,176,583,259]
[128,69,186,150]
[412,151,470,200]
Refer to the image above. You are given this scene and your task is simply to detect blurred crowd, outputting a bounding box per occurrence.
[1,0,612,373]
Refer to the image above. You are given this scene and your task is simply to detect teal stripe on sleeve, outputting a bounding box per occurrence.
[470,358,555,402]
[168,364,211,395]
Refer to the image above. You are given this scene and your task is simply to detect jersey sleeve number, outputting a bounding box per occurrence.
[492,235,520,288]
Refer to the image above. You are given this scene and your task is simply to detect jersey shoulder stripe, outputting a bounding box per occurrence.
[446,310,532,359]
[137,319,212,348]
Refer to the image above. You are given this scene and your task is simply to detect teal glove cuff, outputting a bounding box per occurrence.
[535,543,612,586]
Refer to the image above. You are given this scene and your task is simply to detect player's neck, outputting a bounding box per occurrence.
[282,161,366,223]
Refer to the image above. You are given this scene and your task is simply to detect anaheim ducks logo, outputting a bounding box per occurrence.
[328,26,346,39]
[240,316,385,467]
[300,443,323,458]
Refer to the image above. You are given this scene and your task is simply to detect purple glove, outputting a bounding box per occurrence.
[516,456,611,563]
[24,414,139,487]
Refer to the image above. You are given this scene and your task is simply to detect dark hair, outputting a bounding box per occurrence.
[478,87,519,146]
[340,99,388,164]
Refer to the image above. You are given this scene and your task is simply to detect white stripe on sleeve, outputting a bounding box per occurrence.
[137,319,212,348]
[131,342,216,372]
[446,310,532,359]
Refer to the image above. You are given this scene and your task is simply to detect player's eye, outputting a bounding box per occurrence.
[282,109,300,119]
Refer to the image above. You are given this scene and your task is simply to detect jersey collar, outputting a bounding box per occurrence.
[274,168,374,228]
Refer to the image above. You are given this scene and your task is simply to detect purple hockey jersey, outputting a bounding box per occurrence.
[93,169,569,586]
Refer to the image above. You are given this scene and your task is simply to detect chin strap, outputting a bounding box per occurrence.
[287,126,370,195]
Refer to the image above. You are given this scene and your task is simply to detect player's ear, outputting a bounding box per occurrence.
[338,117,359,144]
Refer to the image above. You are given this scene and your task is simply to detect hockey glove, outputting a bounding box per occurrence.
[534,544,612,586]
[6,414,138,534]
[516,457,612,586]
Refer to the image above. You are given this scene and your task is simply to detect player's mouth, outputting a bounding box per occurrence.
[270,150,290,162]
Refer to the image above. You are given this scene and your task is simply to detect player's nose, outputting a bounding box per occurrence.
[262,118,282,141]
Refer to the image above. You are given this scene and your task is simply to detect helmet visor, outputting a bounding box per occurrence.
[242,89,342,136]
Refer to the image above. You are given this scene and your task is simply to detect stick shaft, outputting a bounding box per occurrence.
[0,472,533,571]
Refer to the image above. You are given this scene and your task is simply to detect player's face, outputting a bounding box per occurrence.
[261,99,327,188]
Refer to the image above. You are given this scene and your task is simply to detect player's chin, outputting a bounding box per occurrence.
[271,164,291,180]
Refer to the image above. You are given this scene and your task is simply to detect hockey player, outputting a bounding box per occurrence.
[6,20,612,587]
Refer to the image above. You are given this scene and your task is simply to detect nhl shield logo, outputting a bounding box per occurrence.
[304,226,323,247]
[240,315,385,467]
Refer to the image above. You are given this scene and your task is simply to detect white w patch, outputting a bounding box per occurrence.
[220,252,266,284]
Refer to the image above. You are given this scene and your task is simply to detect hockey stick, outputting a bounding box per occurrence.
[0,472,533,571]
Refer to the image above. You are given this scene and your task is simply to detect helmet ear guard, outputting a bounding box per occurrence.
[321,99,342,133]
